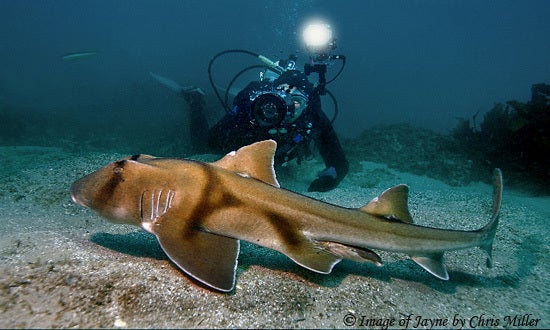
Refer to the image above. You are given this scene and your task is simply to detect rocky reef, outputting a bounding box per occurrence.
[344,124,478,187]
[345,83,550,194]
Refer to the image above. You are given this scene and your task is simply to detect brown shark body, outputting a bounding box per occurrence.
[71,140,503,292]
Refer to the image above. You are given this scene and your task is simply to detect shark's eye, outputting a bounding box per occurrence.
[113,160,127,175]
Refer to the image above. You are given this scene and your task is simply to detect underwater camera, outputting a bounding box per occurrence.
[207,19,345,124]
[251,86,294,127]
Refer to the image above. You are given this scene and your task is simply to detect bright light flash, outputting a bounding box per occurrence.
[302,22,333,48]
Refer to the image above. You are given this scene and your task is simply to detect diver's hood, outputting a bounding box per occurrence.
[274,70,314,96]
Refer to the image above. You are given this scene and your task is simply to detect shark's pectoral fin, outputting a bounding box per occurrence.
[154,224,240,292]
[321,241,383,266]
[411,253,449,280]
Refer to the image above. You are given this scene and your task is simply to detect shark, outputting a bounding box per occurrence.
[70,140,503,292]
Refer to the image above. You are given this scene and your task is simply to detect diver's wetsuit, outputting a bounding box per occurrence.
[186,79,349,192]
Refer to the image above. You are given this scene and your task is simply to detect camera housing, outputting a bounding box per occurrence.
[249,85,295,127]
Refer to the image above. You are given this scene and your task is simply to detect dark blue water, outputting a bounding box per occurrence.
[2,0,549,139]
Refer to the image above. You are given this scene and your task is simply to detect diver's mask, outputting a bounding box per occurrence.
[250,83,308,128]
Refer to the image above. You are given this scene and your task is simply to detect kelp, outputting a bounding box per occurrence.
[453,83,550,192]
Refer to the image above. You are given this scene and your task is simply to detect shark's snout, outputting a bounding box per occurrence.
[70,178,91,208]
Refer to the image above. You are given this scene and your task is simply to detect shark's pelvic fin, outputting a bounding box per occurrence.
[284,241,342,274]
[360,184,413,223]
[212,140,280,188]
[152,220,240,292]
[411,253,449,280]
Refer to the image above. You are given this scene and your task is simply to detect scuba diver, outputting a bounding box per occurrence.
[152,24,349,192]
[182,56,348,192]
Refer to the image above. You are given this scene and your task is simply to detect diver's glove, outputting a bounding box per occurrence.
[308,166,338,192]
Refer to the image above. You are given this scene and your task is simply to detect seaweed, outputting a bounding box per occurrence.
[345,124,478,187]
[345,83,549,194]
[452,83,550,193]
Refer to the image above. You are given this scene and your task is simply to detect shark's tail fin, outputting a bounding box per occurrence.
[478,168,503,268]
[411,169,503,280]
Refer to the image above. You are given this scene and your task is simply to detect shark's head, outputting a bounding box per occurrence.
[71,155,156,225]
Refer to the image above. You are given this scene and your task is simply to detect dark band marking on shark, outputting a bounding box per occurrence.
[71,140,504,292]
[264,211,303,248]
[192,162,305,251]
[95,161,127,205]
[185,161,244,232]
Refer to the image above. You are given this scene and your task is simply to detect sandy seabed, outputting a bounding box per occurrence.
[0,146,548,329]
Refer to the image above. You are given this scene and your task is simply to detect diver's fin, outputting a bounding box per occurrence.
[153,220,240,292]
[411,253,449,280]
[149,72,205,95]
[360,184,413,223]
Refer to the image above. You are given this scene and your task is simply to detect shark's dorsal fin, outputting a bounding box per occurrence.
[360,184,413,223]
[212,140,280,188]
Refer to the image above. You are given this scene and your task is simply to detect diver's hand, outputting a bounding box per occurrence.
[308,167,338,192]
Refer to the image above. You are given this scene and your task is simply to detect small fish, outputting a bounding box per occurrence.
[61,51,98,61]
[71,140,503,292]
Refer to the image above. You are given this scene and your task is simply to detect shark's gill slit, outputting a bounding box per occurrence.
[164,190,175,214]
[155,190,162,218]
